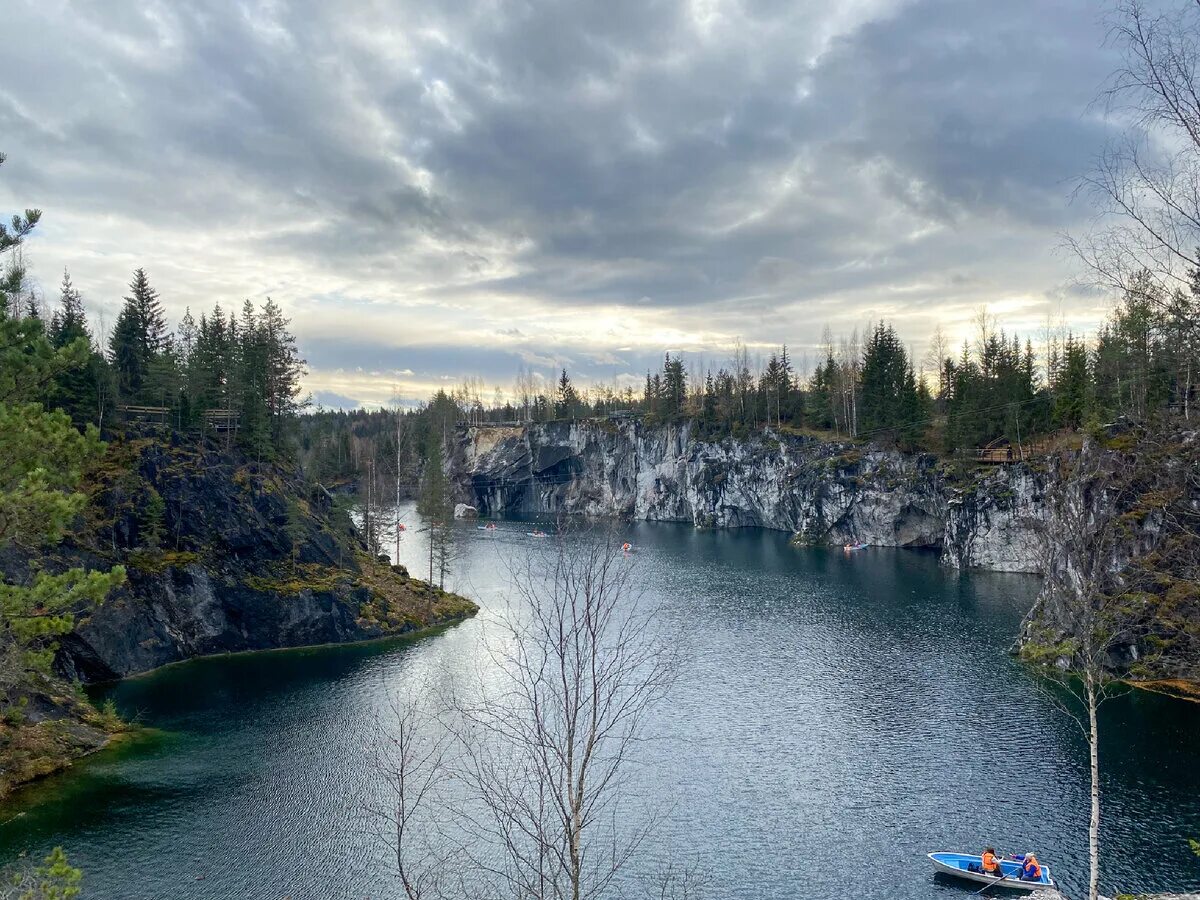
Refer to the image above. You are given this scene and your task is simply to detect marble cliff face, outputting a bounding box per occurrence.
[451,419,1046,573]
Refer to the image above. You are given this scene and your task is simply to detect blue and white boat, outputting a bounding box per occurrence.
[928,852,1056,892]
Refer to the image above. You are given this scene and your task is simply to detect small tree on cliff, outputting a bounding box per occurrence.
[417,431,453,587]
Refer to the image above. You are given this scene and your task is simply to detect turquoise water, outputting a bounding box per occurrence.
[3,509,1199,898]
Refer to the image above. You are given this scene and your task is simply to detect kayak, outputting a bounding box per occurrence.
[928,852,1056,892]
[843,542,869,551]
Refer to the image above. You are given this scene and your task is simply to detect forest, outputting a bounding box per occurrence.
[6,261,307,460]
[298,275,1200,491]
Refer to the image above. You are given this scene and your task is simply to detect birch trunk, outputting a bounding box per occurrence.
[1087,674,1101,900]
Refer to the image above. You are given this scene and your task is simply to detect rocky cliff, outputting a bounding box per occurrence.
[1,431,476,796]
[10,432,476,683]
[1015,427,1200,687]
[451,419,1046,572]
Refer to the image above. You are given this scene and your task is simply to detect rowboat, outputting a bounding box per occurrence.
[928,852,1056,892]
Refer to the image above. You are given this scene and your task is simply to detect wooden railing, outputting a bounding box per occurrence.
[117,405,171,423]
[971,438,1055,464]
[202,409,239,432]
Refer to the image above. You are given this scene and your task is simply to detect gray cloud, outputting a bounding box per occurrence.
[0,0,1152,401]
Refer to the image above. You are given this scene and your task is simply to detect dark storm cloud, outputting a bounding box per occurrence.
[0,0,1146,398]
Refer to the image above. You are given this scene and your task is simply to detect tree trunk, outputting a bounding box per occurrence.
[1087,674,1101,900]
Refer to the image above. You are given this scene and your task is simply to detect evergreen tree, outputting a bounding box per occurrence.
[807,353,836,431]
[0,153,41,315]
[109,268,169,406]
[1053,334,1092,429]
[661,354,687,418]
[47,270,110,428]
[258,297,307,440]
[859,322,920,441]
[555,368,580,419]
[234,300,271,456]
[0,237,125,688]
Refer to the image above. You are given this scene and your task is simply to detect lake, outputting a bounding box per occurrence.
[3,506,1199,899]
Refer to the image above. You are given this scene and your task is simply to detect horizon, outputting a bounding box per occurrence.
[2,0,1165,409]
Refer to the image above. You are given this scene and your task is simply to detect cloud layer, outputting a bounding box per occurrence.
[1,0,1138,407]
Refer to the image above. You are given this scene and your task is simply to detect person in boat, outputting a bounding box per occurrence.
[979,848,1003,878]
[1018,852,1041,881]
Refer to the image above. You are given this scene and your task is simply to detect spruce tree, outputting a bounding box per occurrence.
[48,270,107,427]
[555,368,580,419]
[110,268,169,407]
[258,298,307,440]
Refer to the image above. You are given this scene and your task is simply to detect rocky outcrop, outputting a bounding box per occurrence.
[451,419,1042,571]
[8,432,477,684]
[941,465,1046,572]
[1015,428,1200,684]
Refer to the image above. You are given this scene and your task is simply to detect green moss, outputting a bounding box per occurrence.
[244,563,349,596]
[126,550,200,573]
[831,450,862,469]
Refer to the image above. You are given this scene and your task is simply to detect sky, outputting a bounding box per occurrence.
[0,0,1151,409]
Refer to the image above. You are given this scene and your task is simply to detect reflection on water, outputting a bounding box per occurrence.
[3,506,1199,899]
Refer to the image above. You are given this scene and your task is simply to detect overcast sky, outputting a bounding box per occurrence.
[2,0,1145,408]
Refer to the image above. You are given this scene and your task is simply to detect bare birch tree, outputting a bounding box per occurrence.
[364,690,457,900]
[453,530,679,900]
[369,527,681,900]
[1070,0,1200,334]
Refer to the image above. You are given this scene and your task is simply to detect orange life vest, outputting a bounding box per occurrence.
[1022,857,1041,879]
[982,852,1000,873]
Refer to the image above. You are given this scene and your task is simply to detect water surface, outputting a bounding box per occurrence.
[3,509,1199,899]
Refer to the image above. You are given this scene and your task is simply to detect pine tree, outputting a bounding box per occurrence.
[1,299,125,682]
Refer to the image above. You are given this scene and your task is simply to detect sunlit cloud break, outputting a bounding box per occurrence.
[1,0,1137,408]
